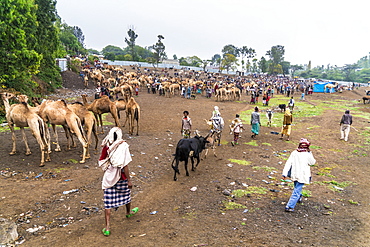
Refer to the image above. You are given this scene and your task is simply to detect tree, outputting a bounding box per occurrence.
[59,23,85,55]
[355,68,370,83]
[173,54,178,60]
[239,46,249,70]
[266,45,285,65]
[0,0,42,94]
[281,61,291,76]
[87,48,100,55]
[34,0,64,91]
[179,56,202,67]
[104,52,115,61]
[251,58,258,72]
[102,45,125,56]
[290,65,304,77]
[222,44,239,58]
[124,28,138,61]
[72,26,85,48]
[200,59,211,71]
[342,64,359,81]
[220,54,238,74]
[258,57,268,73]
[148,35,166,67]
[211,54,221,67]
[307,60,312,70]
[266,45,285,74]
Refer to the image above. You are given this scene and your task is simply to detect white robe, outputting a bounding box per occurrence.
[282,150,316,184]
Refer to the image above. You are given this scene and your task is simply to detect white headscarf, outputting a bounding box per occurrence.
[99,127,132,189]
[101,127,123,148]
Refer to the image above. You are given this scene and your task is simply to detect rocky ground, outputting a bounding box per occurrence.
[0,69,370,246]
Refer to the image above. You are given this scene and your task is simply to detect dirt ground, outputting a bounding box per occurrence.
[1,70,370,247]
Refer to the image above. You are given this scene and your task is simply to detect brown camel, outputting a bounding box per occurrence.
[115,99,127,124]
[81,94,120,134]
[1,92,50,167]
[123,97,140,135]
[38,100,88,163]
[67,102,99,158]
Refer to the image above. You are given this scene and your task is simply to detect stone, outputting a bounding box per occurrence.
[0,218,18,245]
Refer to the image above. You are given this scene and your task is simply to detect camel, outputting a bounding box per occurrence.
[324,83,337,93]
[1,92,50,167]
[123,97,140,135]
[84,75,89,88]
[38,100,88,163]
[67,102,98,158]
[114,99,127,124]
[169,83,180,96]
[81,94,120,134]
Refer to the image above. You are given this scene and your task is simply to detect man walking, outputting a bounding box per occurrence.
[340,110,352,142]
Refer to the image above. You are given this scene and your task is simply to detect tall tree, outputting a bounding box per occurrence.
[222,44,239,58]
[266,45,285,65]
[211,54,221,67]
[124,28,138,61]
[342,64,359,81]
[220,54,238,74]
[290,65,304,77]
[0,0,42,94]
[34,0,64,90]
[59,22,85,55]
[266,45,285,74]
[148,35,166,66]
[72,26,85,48]
[258,57,268,73]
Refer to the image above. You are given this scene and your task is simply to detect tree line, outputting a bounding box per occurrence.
[1,0,369,100]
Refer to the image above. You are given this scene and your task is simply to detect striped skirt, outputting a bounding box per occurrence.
[104,180,131,209]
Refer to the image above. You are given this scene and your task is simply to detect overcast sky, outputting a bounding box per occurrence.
[56,0,369,67]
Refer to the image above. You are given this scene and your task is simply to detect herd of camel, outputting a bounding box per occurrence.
[0,87,140,167]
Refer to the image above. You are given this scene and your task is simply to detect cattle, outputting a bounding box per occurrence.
[278,104,286,112]
[363,96,370,104]
[266,110,273,127]
[171,134,209,181]
[203,130,217,159]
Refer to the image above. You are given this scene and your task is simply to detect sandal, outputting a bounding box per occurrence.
[126,207,139,218]
[102,228,110,236]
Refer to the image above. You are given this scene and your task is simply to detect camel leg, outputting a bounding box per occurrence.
[136,118,139,136]
[9,123,17,155]
[20,127,32,155]
[98,114,104,134]
[52,124,62,152]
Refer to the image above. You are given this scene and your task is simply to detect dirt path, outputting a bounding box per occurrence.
[1,75,370,246]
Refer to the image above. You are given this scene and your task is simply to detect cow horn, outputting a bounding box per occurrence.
[194,129,200,137]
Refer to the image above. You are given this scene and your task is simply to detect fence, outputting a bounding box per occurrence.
[100,60,237,75]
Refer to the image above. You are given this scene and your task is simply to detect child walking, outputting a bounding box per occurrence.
[230,114,244,146]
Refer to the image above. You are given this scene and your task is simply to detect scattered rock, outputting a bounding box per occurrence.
[0,218,18,245]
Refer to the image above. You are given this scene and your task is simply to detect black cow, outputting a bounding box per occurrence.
[171,135,209,181]
[278,104,286,112]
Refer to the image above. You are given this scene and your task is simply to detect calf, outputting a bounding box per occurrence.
[171,135,208,181]
[278,104,286,112]
[363,97,370,104]
[203,130,217,159]
[266,110,273,127]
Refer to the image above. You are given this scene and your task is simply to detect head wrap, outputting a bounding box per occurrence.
[297,138,310,152]
[254,106,259,112]
[345,110,350,114]
[101,127,123,147]
[284,108,291,116]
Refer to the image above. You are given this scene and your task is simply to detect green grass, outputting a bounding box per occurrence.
[244,140,258,146]
[228,159,251,165]
[252,166,276,172]
[302,189,312,198]
[223,201,247,210]
[232,187,268,197]
[262,142,272,146]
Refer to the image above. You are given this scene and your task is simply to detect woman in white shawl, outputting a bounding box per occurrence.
[282,138,316,212]
[99,127,138,236]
